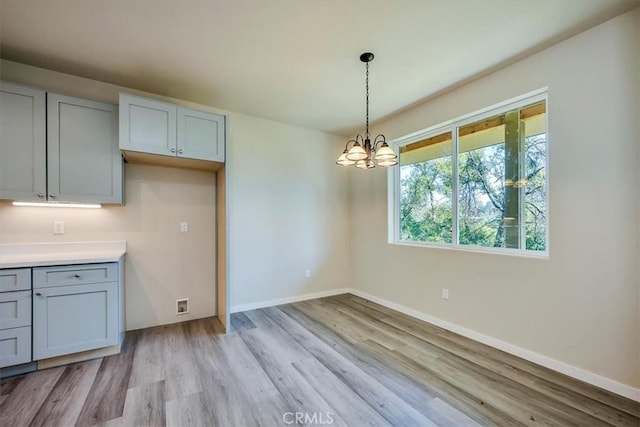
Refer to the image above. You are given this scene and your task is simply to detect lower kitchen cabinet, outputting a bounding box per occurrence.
[0,269,32,369]
[0,248,126,375]
[33,281,119,360]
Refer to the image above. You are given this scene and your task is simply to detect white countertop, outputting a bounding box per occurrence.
[0,241,127,268]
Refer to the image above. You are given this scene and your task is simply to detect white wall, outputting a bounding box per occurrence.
[0,60,352,328]
[226,113,352,309]
[350,9,640,388]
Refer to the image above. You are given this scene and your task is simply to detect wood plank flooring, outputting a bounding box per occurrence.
[0,293,638,426]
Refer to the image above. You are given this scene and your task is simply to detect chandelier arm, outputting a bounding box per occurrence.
[372,134,387,150]
[344,137,362,150]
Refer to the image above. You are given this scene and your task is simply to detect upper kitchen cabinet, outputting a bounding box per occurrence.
[119,93,225,171]
[0,82,47,201]
[119,94,177,157]
[0,82,123,204]
[48,94,122,204]
[177,107,225,162]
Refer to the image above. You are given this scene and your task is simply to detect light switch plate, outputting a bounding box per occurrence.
[53,221,65,235]
[180,222,189,232]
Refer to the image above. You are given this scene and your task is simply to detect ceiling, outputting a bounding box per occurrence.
[1,0,637,136]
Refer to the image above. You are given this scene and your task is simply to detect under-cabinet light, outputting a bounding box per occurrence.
[12,201,102,209]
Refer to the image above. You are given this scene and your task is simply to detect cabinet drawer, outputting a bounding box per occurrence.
[0,326,31,368]
[33,263,117,288]
[33,282,118,360]
[0,291,31,329]
[0,269,31,292]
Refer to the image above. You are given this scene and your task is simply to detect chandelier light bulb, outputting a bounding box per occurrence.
[374,143,397,161]
[336,150,356,166]
[377,158,398,167]
[356,158,375,169]
[346,143,367,161]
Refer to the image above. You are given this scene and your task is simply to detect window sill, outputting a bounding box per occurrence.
[390,240,549,260]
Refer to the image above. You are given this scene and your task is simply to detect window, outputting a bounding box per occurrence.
[391,91,547,256]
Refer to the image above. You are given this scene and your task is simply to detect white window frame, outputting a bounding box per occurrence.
[388,88,550,258]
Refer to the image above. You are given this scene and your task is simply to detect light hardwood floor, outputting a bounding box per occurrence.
[0,294,638,426]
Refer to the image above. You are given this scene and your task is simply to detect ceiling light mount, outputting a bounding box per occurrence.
[336,52,397,169]
[359,52,374,63]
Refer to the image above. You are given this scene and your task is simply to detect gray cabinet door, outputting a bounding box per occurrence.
[0,82,46,201]
[33,282,118,360]
[177,107,225,162]
[119,93,177,157]
[47,93,122,204]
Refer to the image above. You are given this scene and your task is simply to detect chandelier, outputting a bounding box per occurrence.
[336,52,397,169]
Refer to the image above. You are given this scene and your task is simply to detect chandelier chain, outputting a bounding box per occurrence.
[365,61,369,139]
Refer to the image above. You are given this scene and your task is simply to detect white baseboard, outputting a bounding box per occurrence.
[348,289,640,402]
[230,288,353,313]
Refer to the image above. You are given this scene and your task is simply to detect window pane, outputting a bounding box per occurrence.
[457,101,546,251]
[399,132,453,243]
[524,130,547,251]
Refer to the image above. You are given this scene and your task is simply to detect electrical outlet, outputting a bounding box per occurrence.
[305,269,311,278]
[176,298,189,315]
[442,288,449,300]
[53,220,65,235]
[180,222,189,232]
